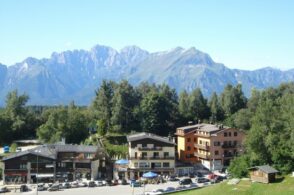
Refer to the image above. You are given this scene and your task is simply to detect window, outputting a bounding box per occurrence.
[58,162,66,168]
[194,138,196,142]
[134,163,138,168]
[163,162,170,168]
[187,146,191,151]
[214,141,220,146]
[154,162,161,168]
[153,152,159,158]
[20,164,27,169]
[199,140,202,144]
[233,141,237,146]
[214,151,219,155]
[234,132,238,136]
[85,153,92,159]
[228,132,231,137]
[164,152,169,158]
[142,152,147,159]
[224,132,228,137]
[186,154,191,158]
[139,162,149,168]
[135,152,137,159]
[187,138,191,142]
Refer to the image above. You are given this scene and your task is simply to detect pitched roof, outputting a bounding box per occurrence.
[2,144,102,161]
[248,165,279,174]
[127,132,175,145]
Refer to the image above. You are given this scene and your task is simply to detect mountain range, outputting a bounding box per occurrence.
[0,44,293,106]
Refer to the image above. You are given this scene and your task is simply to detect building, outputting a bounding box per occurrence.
[176,123,245,170]
[2,144,110,184]
[174,161,194,177]
[248,165,279,183]
[175,125,198,163]
[127,133,176,179]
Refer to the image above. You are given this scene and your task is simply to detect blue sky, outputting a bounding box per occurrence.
[0,0,293,70]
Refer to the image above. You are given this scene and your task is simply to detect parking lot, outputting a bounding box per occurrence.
[4,180,210,195]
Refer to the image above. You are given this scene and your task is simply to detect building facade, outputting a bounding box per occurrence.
[127,133,176,179]
[2,144,110,184]
[176,123,245,170]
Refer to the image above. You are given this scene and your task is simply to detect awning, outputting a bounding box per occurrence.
[36,174,54,178]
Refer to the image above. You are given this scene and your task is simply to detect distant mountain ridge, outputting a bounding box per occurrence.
[0,44,293,105]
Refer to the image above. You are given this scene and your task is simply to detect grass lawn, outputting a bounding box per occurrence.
[174,175,294,195]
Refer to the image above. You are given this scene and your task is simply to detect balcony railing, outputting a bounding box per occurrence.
[129,156,175,160]
[194,144,210,150]
[138,147,162,151]
[194,152,210,159]
[221,144,238,148]
[223,153,235,158]
[194,133,210,137]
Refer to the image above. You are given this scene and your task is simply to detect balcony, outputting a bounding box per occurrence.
[194,133,210,137]
[223,153,235,158]
[194,152,210,159]
[129,156,175,160]
[194,144,210,150]
[138,147,162,151]
[221,144,237,148]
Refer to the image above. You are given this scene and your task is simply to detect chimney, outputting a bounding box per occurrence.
[61,138,66,145]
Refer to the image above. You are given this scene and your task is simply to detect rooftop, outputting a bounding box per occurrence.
[2,144,103,161]
[248,165,279,174]
[127,132,175,145]
[177,123,230,134]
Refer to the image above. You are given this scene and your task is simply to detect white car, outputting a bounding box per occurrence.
[145,189,164,195]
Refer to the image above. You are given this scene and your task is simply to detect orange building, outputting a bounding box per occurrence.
[175,125,198,163]
[176,123,245,170]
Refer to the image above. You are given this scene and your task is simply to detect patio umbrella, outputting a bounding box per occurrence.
[142,171,158,178]
[115,159,129,165]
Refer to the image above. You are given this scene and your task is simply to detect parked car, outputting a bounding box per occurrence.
[118,178,128,185]
[130,180,141,187]
[179,178,192,185]
[106,179,114,186]
[78,182,88,187]
[37,183,47,191]
[0,187,10,193]
[61,182,71,189]
[48,184,59,191]
[196,177,210,183]
[20,185,30,192]
[88,181,96,187]
[96,180,104,187]
[71,182,79,188]
[145,189,164,195]
[164,187,176,192]
[189,183,198,188]
[168,176,179,181]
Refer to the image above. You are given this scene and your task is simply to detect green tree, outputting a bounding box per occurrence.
[189,88,210,121]
[141,92,171,136]
[228,155,250,178]
[178,90,191,122]
[208,92,224,122]
[221,84,247,117]
[92,80,114,131]
[111,80,138,133]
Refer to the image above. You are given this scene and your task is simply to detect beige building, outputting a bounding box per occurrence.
[176,123,245,170]
[127,133,176,179]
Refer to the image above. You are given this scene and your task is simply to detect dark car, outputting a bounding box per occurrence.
[88,181,96,187]
[20,185,30,192]
[130,180,141,187]
[48,184,60,191]
[179,178,192,185]
[105,179,114,186]
[0,187,10,193]
[196,177,210,183]
[169,176,179,181]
